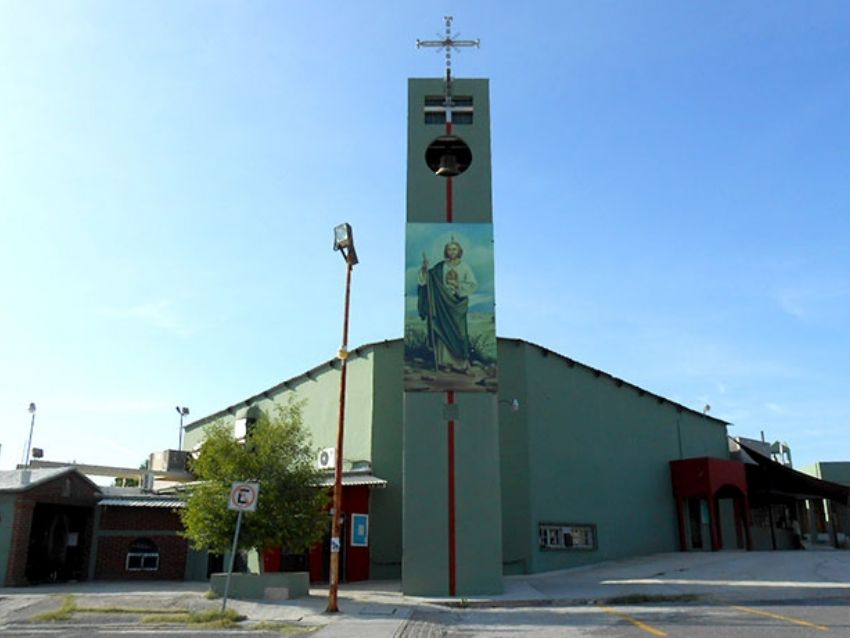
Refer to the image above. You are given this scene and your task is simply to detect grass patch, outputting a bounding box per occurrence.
[601,593,700,605]
[32,595,77,621]
[32,595,235,626]
[142,608,246,628]
[204,588,220,599]
[251,621,320,634]
[76,605,175,614]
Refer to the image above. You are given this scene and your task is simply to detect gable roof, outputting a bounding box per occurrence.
[0,467,101,494]
[185,337,729,431]
[500,337,729,425]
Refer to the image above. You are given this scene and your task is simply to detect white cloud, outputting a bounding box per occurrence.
[773,284,850,321]
[98,300,193,336]
[56,395,175,415]
[764,402,786,415]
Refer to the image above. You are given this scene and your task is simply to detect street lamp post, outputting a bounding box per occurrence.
[327,223,358,614]
[176,406,190,450]
[24,403,36,467]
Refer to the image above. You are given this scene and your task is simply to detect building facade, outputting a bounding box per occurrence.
[0,468,193,586]
[183,337,738,587]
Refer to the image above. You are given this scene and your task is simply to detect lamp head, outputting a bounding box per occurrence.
[28,403,36,414]
[333,223,352,250]
[333,223,359,265]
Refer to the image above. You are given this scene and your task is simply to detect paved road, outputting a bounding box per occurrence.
[395,598,850,637]
[3,598,850,637]
[3,551,850,636]
[0,625,294,637]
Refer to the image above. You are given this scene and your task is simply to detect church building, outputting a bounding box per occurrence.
[184,32,849,596]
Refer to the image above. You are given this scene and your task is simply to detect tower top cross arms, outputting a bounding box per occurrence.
[416,16,480,83]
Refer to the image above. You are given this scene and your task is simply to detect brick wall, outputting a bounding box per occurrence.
[25,473,99,505]
[94,534,188,580]
[5,472,99,586]
[99,506,182,531]
[94,506,188,580]
[5,500,35,586]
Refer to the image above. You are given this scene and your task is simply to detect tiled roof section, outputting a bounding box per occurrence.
[315,473,388,488]
[99,486,146,497]
[98,497,186,508]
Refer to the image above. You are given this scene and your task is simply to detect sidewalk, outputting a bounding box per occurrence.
[2,549,849,634]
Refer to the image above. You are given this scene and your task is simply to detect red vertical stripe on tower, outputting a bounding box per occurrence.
[445,116,457,596]
[446,121,453,222]
[447,390,456,596]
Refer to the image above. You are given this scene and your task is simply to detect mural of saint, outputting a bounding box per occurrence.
[418,238,477,374]
[404,222,497,393]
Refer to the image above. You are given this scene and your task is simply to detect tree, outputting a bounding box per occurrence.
[179,401,328,556]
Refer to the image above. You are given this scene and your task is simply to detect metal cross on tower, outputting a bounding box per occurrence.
[417,16,480,121]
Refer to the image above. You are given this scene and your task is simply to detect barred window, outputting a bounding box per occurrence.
[539,523,597,551]
[424,95,474,125]
[126,538,159,571]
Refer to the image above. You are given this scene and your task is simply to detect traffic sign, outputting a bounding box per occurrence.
[228,481,259,512]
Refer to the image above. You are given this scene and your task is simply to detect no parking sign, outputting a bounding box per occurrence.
[228,482,260,512]
[222,481,259,613]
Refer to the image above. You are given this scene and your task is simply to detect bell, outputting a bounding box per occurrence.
[435,153,460,177]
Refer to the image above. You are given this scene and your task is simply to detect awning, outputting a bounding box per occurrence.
[99,498,186,508]
[738,440,850,501]
[316,473,388,488]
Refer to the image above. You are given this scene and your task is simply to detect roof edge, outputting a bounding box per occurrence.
[187,336,729,429]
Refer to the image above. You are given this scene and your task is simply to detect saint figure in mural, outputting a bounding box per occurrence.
[418,238,477,373]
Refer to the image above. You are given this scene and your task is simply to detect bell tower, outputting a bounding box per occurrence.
[402,18,503,596]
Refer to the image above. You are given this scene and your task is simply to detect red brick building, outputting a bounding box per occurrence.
[92,494,188,580]
[0,468,190,586]
[0,468,99,586]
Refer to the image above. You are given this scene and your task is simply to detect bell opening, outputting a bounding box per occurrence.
[425,136,472,177]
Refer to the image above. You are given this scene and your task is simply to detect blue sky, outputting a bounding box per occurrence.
[1,2,848,472]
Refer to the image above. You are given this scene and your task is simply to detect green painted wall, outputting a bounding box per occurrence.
[453,393,503,594]
[518,342,729,572]
[403,76,503,595]
[401,384,503,595]
[0,494,15,584]
[369,341,404,579]
[406,78,492,223]
[802,462,850,487]
[497,342,532,575]
[402,392,449,595]
[183,351,404,579]
[184,547,209,581]
[185,337,733,583]
[184,352,375,467]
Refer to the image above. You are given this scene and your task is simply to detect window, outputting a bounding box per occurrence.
[539,523,597,551]
[424,95,474,125]
[126,538,160,571]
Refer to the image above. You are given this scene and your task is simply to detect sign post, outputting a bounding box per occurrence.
[222,481,259,612]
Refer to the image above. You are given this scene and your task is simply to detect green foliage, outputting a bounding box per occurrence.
[142,608,245,627]
[252,621,321,634]
[404,326,435,366]
[406,319,497,367]
[180,401,328,555]
[469,331,496,366]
